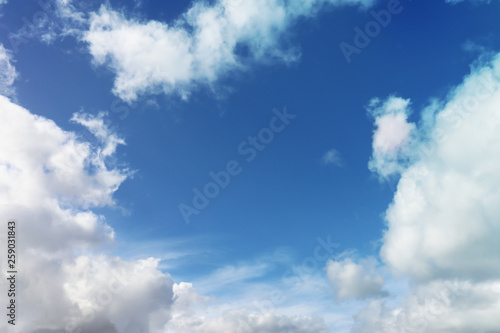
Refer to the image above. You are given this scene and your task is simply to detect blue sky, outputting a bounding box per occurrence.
[1,0,500,332]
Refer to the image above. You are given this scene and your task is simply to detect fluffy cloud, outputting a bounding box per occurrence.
[83,0,374,102]
[62,256,173,333]
[367,96,415,179]
[0,93,176,332]
[380,54,500,282]
[326,257,387,300]
[352,280,500,333]
[357,52,500,331]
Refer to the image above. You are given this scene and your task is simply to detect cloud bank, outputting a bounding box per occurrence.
[0,92,179,332]
[357,51,500,332]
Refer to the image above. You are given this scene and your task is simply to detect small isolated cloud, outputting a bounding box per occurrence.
[0,44,17,97]
[322,148,342,166]
[326,256,387,300]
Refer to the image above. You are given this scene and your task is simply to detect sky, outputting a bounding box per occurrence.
[1,0,500,332]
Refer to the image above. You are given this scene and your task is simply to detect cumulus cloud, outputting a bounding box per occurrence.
[83,0,375,102]
[357,52,500,331]
[351,280,500,333]
[0,96,175,332]
[326,257,387,300]
[62,256,173,333]
[379,54,500,282]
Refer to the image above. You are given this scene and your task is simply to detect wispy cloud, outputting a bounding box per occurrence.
[0,44,17,97]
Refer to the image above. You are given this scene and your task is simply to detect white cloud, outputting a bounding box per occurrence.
[166,282,330,333]
[322,149,342,166]
[379,54,500,282]
[71,112,126,160]
[0,96,175,332]
[357,52,500,331]
[367,96,415,179]
[165,309,330,333]
[83,0,374,102]
[326,257,387,300]
[351,280,500,333]
[62,255,173,333]
[0,44,17,97]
